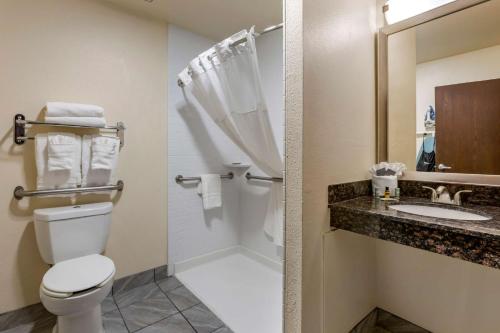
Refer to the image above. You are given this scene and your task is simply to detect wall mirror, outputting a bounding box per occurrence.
[377,0,500,180]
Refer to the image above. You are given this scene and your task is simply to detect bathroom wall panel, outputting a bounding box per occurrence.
[167,25,244,270]
[303,0,379,331]
[167,25,285,269]
[0,0,167,313]
[376,239,500,333]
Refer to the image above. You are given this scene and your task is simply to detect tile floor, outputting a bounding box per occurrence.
[1,277,232,333]
[350,308,431,333]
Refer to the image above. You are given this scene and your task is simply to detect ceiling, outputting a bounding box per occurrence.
[103,0,282,40]
[416,0,500,63]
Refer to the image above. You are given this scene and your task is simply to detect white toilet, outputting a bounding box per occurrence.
[33,202,116,333]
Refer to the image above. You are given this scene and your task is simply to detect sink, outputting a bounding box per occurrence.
[389,204,491,221]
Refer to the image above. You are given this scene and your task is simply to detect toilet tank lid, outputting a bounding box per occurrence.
[34,202,113,222]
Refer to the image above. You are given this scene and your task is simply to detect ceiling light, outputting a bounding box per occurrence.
[384,0,456,24]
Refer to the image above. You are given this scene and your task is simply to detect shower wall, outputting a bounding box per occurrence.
[167,25,284,272]
[167,25,243,272]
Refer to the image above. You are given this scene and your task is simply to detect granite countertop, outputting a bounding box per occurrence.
[331,196,500,239]
[329,195,500,269]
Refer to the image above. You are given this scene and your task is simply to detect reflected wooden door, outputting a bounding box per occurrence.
[435,78,500,174]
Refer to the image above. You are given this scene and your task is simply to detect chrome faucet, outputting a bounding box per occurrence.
[422,186,472,206]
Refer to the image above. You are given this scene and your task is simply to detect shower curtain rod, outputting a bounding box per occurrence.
[177,23,283,88]
[230,22,284,47]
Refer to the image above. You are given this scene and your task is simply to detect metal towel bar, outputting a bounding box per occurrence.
[14,114,126,147]
[175,172,234,184]
[14,181,124,200]
[245,172,283,182]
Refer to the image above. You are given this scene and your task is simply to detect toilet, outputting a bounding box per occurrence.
[33,202,115,333]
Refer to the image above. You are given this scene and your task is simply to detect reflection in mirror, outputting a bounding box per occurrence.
[387,0,500,175]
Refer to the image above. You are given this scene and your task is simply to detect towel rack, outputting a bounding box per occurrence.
[245,172,283,182]
[175,172,234,184]
[13,181,124,200]
[14,114,126,147]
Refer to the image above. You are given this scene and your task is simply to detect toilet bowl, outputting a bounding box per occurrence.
[33,203,115,333]
[39,254,115,333]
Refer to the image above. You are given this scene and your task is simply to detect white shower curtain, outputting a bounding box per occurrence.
[178,28,284,247]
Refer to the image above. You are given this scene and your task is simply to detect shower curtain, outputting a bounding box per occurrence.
[178,28,284,247]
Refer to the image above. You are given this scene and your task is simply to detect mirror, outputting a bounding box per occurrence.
[382,0,500,175]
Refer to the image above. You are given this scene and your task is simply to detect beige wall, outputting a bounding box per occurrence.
[376,239,500,333]
[387,28,417,169]
[0,0,167,313]
[303,0,378,331]
[323,231,377,332]
[284,0,303,332]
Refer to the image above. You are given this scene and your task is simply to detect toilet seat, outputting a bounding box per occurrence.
[42,254,115,298]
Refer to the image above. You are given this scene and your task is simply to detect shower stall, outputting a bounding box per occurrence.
[167,23,284,333]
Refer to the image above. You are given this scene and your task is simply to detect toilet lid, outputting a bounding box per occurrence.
[43,254,115,294]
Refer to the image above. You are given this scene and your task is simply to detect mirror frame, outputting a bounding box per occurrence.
[376,0,500,185]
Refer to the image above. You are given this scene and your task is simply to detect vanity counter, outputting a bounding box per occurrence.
[329,196,500,269]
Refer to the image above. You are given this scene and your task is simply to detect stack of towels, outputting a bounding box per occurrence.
[35,102,120,192]
[45,102,107,127]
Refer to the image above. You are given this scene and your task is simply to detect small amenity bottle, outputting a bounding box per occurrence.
[384,186,391,199]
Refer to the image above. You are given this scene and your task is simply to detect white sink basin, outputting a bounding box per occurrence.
[389,204,491,221]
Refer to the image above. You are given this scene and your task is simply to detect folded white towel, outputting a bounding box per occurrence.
[91,136,119,170]
[45,117,107,128]
[35,133,82,191]
[264,182,284,247]
[197,174,222,210]
[82,135,119,187]
[46,102,104,118]
[47,133,77,171]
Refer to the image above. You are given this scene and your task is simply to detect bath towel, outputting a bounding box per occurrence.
[197,174,222,210]
[46,102,104,118]
[44,117,107,128]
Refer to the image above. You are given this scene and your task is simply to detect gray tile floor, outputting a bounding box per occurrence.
[1,277,232,333]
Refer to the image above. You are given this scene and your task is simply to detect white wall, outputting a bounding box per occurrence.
[167,25,243,271]
[167,25,284,271]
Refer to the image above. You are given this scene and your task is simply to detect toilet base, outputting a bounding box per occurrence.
[52,305,104,333]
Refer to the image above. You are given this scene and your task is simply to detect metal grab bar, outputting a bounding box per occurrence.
[175,172,234,184]
[245,172,283,182]
[13,181,124,200]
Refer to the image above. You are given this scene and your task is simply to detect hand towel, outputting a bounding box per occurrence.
[91,136,119,170]
[35,134,82,191]
[82,135,119,187]
[264,182,284,247]
[44,117,107,128]
[197,174,222,210]
[46,102,104,118]
[47,133,77,171]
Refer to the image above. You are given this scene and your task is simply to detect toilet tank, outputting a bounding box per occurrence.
[34,202,113,264]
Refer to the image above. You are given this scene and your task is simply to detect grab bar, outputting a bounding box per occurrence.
[14,181,124,200]
[245,172,283,182]
[175,172,234,184]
